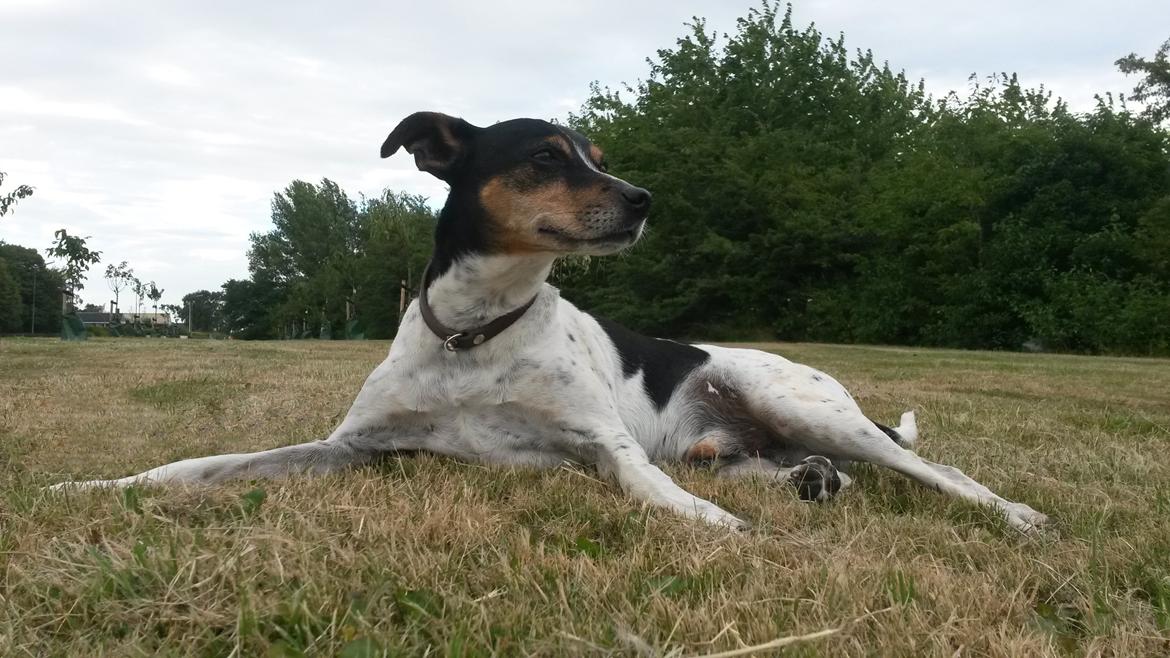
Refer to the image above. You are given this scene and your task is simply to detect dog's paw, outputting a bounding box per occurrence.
[789,456,842,503]
[688,499,752,531]
[1005,503,1050,535]
[44,479,115,493]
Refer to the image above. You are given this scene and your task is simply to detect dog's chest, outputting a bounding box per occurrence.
[379,298,702,461]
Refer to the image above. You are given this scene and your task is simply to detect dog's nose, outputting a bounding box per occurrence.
[621,186,652,213]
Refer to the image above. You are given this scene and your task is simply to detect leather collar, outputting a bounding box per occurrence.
[418,263,538,352]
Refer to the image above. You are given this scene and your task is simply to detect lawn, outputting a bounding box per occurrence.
[2,337,1169,656]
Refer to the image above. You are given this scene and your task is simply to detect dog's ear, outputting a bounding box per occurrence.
[380,112,478,181]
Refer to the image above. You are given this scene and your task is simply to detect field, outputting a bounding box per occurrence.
[2,338,1169,656]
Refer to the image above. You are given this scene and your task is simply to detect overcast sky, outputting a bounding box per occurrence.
[1,1,1166,309]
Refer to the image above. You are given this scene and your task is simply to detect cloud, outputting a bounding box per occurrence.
[1,0,1166,309]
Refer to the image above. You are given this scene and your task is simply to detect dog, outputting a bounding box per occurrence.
[51,112,1048,533]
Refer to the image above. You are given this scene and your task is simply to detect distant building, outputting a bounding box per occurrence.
[76,311,171,326]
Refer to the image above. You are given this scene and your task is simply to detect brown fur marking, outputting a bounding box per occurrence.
[588,144,604,167]
[478,173,610,254]
[543,135,573,157]
[685,436,721,462]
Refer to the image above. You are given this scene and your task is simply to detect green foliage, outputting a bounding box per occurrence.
[224,181,435,339]
[1117,37,1170,124]
[220,278,279,339]
[104,261,133,313]
[44,229,101,297]
[0,171,34,218]
[352,190,434,339]
[0,242,64,334]
[549,3,1170,354]
[180,289,225,333]
[151,5,1167,354]
[0,259,22,333]
[145,281,164,318]
[558,4,933,338]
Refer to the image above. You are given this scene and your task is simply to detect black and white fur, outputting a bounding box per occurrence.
[52,112,1048,533]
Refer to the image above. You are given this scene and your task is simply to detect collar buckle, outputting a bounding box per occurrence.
[442,333,466,352]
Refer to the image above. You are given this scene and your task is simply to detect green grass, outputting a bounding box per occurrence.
[2,337,1169,656]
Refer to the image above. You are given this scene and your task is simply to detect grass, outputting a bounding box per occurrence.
[2,337,1169,656]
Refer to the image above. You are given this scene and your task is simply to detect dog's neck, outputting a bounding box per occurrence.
[424,252,553,330]
[420,189,562,334]
[421,193,557,332]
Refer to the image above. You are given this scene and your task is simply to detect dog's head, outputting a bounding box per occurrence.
[381,112,650,256]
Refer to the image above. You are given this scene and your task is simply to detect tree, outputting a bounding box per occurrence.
[45,230,101,314]
[550,2,1170,354]
[135,2,1170,354]
[220,278,282,339]
[249,179,362,338]
[559,2,928,338]
[104,261,133,316]
[161,303,184,327]
[353,190,435,338]
[234,179,436,339]
[1117,37,1170,123]
[147,281,164,315]
[0,242,65,334]
[0,259,21,332]
[0,172,34,218]
[181,290,225,333]
[130,276,146,320]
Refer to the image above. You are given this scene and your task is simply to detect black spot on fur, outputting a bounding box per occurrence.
[200,463,227,482]
[811,374,823,382]
[567,333,576,342]
[791,458,841,501]
[561,427,594,442]
[593,315,709,410]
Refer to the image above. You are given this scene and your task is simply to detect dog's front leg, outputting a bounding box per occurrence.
[49,378,432,491]
[576,427,749,530]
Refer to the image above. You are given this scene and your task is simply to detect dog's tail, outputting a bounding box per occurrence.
[872,410,918,450]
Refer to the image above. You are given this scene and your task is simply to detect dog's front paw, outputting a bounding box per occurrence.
[789,456,842,502]
[1005,503,1050,534]
[44,479,113,493]
[689,500,752,531]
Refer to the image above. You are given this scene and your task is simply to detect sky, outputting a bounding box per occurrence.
[1,0,1167,310]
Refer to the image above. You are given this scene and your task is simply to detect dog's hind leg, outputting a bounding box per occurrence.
[847,429,1046,532]
[770,402,1046,531]
[729,365,1046,532]
[716,455,852,502]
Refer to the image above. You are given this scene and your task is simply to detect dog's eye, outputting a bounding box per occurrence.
[532,148,559,163]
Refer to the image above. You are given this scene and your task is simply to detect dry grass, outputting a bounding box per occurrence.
[2,337,1170,657]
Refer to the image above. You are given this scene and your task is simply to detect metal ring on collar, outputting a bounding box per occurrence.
[443,333,466,352]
